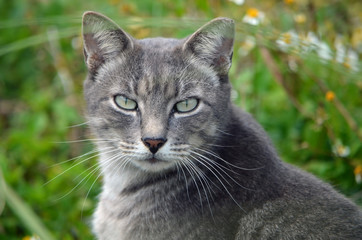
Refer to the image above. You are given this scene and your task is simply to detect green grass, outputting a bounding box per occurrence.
[1,0,361,239]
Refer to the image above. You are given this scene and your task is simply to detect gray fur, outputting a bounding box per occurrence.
[81,11,362,240]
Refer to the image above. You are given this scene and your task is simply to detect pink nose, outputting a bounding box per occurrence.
[142,138,167,154]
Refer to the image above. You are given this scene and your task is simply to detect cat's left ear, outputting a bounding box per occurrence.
[82,11,134,74]
[183,18,235,75]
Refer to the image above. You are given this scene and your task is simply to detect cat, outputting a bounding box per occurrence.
[81,11,362,240]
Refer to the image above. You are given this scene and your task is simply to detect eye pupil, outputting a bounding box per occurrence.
[175,98,198,113]
[114,95,137,111]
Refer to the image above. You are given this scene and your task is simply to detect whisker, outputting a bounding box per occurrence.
[53,138,120,144]
[48,146,114,168]
[205,143,238,148]
[57,152,126,201]
[175,161,181,181]
[192,149,240,176]
[185,157,216,197]
[194,147,264,171]
[175,161,190,201]
[72,161,99,182]
[184,157,215,219]
[81,169,103,220]
[188,153,245,212]
[179,158,204,211]
[54,164,101,201]
[57,150,124,202]
[215,128,238,137]
[81,153,130,219]
[43,147,119,186]
[110,155,133,177]
[190,150,255,191]
[66,121,92,128]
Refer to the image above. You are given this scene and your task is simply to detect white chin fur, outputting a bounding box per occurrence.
[131,158,177,172]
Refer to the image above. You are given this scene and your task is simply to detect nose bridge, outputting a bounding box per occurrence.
[140,106,168,154]
[138,74,170,139]
[141,110,168,139]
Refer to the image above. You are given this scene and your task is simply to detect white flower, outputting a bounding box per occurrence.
[231,89,239,102]
[317,42,333,62]
[71,36,82,49]
[288,58,298,72]
[356,174,362,184]
[334,36,359,71]
[229,0,245,5]
[345,49,359,71]
[238,36,256,56]
[300,32,332,61]
[276,30,299,52]
[335,36,346,63]
[332,140,351,158]
[302,32,319,52]
[22,236,41,240]
[242,8,265,26]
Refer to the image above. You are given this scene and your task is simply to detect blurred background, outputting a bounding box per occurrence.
[0,0,361,239]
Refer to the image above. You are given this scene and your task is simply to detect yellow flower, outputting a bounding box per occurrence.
[284,0,294,4]
[246,8,259,18]
[276,31,299,52]
[119,3,135,14]
[354,166,362,184]
[294,13,306,24]
[325,91,335,102]
[343,62,351,69]
[351,27,362,49]
[354,166,362,175]
[243,8,265,26]
[108,0,119,5]
[282,33,292,44]
[22,236,40,240]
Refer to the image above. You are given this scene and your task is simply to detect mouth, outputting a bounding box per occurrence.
[146,157,164,164]
[133,156,175,172]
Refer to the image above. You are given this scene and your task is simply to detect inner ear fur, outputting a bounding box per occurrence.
[183,17,235,75]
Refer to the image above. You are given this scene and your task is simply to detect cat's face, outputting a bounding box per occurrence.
[82,12,234,173]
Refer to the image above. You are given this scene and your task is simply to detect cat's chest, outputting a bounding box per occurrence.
[93,189,240,240]
[93,192,185,239]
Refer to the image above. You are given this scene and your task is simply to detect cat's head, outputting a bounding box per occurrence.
[82,11,235,173]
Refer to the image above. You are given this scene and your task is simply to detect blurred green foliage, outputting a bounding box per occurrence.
[0,0,361,239]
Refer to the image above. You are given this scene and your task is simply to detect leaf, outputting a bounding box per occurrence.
[0,169,56,240]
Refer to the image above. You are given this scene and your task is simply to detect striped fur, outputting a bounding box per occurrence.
[82,11,362,240]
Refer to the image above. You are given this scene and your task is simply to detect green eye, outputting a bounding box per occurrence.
[114,95,137,110]
[175,98,199,113]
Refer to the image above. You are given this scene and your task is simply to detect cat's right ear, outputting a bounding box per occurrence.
[182,18,235,76]
[82,11,134,74]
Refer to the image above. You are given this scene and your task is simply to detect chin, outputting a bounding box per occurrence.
[133,158,177,173]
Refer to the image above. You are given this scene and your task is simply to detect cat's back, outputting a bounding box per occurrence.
[237,163,362,239]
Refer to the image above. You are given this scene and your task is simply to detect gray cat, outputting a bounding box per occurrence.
[81,11,362,240]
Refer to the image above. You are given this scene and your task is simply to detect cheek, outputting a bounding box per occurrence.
[90,107,142,141]
[168,110,213,141]
[188,111,212,132]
